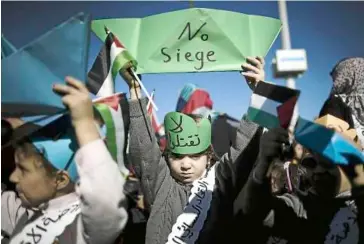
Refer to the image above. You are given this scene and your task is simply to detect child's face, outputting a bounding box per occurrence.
[10,143,58,208]
[168,153,208,184]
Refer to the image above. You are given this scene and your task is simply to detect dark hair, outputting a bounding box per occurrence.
[163,145,219,167]
[14,141,59,177]
[2,119,13,146]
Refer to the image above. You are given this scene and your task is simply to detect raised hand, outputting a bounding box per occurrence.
[119,61,140,89]
[53,76,100,146]
[241,56,266,90]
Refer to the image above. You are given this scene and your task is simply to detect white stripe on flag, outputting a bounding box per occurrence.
[96,43,125,97]
[250,93,282,117]
[109,104,129,176]
[191,106,212,118]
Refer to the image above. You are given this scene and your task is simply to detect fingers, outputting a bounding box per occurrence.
[122,61,134,71]
[241,72,261,80]
[242,63,261,74]
[53,77,88,96]
[256,56,265,66]
[52,83,77,96]
[246,56,265,69]
[65,76,89,93]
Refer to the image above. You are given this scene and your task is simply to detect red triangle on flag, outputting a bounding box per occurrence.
[93,93,124,111]
[112,34,125,49]
[277,96,298,129]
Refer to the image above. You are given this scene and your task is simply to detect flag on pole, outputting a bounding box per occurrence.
[147,90,166,150]
[247,81,300,129]
[93,93,130,177]
[87,26,137,97]
[176,83,214,117]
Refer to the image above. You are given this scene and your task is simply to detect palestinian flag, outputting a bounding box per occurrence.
[87,27,137,97]
[176,83,214,117]
[147,90,167,150]
[93,93,130,177]
[247,81,300,129]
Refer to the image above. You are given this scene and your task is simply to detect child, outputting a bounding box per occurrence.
[1,77,128,244]
[124,75,262,243]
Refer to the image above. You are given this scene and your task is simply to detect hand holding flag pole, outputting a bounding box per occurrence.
[129,68,159,111]
[103,26,158,111]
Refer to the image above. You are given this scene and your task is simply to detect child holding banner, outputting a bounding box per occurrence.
[1,77,128,244]
[122,63,264,244]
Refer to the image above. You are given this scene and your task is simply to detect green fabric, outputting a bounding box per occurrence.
[247,106,280,129]
[92,8,281,74]
[111,50,137,78]
[94,103,117,161]
[164,112,211,154]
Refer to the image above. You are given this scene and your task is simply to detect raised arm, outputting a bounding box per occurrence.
[214,56,267,199]
[53,76,128,244]
[74,140,128,244]
[123,68,170,207]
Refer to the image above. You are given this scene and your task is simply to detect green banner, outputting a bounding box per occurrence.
[92,8,281,74]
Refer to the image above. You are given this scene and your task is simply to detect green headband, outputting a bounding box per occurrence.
[164,112,211,154]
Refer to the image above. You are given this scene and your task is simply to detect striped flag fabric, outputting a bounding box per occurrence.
[247,81,300,129]
[147,90,166,150]
[87,26,137,97]
[175,83,241,158]
[176,83,214,118]
[93,93,130,177]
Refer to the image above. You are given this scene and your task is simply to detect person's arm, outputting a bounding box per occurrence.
[212,56,267,202]
[1,191,30,239]
[53,77,128,244]
[216,116,262,200]
[74,139,128,244]
[126,73,170,208]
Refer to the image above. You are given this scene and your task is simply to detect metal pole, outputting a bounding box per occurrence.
[278,0,299,133]
[278,0,295,89]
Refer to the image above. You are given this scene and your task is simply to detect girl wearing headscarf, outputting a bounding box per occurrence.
[330,57,364,150]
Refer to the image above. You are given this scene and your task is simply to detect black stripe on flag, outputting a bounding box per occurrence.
[87,34,114,95]
[254,82,300,104]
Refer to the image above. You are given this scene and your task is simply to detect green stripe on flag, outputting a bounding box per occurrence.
[94,103,118,161]
[247,107,280,129]
[111,50,138,78]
